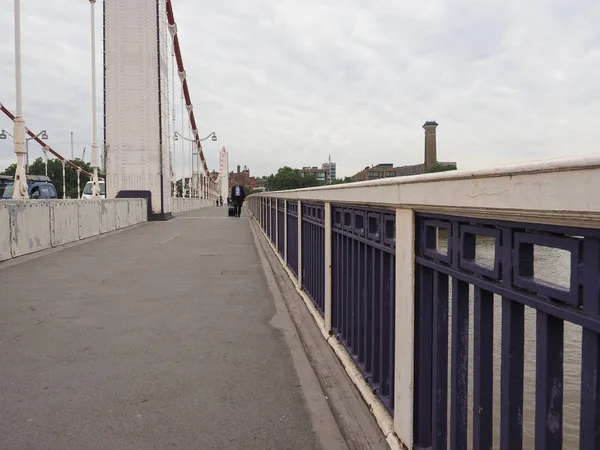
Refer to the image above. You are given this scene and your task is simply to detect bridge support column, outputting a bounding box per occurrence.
[104,0,172,219]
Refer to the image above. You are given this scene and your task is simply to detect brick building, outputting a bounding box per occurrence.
[228,165,263,192]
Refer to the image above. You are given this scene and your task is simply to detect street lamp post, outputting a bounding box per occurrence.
[174,131,217,198]
[12,0,27,198]
[174,131,217,143]
[89,0,100,198]
[1,129,48,174]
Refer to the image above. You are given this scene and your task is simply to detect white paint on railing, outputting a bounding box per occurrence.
[256,156,600,227]
[275,197,279,251]
[324,202,332,333]
[297,200,303,288]
[394,208,415,448]
[284,199,288,265]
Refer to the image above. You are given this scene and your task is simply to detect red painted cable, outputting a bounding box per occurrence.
[166,0,217,182]
[0,103,94,178]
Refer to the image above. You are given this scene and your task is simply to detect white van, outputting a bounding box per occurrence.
[81,180,106,199]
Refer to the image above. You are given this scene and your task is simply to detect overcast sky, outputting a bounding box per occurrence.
[1,0,599,179]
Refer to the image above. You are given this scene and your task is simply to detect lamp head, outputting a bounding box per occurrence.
[211,134,217,142]
[174,133,179,141]
[0,130,6,140]
[41,131,48,140]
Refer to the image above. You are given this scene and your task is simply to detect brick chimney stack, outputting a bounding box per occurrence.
[237,165,241,174]
[423,121,438,171]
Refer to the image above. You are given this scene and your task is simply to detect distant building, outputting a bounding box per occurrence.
[321,155,336,184]
[229,165,263,192]
[352,163,398,182]
[351,121,456,181]
[300,167,329,185]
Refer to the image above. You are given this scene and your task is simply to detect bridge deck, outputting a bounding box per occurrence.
[0,208,326,449]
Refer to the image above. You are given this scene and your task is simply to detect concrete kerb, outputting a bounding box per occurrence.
[246,207,405,450]
[248,213,348,450]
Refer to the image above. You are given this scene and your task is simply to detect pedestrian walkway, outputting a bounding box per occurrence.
[0,207,327,449]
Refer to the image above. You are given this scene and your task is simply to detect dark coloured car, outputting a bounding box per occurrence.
[0,175,59,199]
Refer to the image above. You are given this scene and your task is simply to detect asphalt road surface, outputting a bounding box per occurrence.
[0,207,336,449]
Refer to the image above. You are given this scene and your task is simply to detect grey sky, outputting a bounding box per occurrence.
[1,0,599,179]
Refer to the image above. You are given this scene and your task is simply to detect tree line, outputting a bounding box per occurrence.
[1,157,102,199]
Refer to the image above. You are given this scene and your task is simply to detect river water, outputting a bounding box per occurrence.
[437,233,580,449]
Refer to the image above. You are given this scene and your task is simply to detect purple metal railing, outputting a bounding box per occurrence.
[286,201,299,276]
[332,205,396,412]
[269,200,276,244]
[413,213,600,450]
[302,202,325,314]
[277,200,285,256]
[261,198,268,233]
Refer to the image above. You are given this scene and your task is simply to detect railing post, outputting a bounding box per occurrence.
[284,199,288,264]
[394,207,415,448]
[297,200,303,287]
[275,198,279,250]
[269,197,272,238]
[324,202,332,332]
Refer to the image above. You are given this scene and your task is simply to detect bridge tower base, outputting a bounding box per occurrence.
[103,0,172,220]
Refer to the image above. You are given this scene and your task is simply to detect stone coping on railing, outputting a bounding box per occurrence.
[251,156,600,227]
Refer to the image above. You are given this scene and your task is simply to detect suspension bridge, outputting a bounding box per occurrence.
[1,1,600,450]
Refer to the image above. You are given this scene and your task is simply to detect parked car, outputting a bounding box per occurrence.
[81,180,106,199]
[0,175,59,199]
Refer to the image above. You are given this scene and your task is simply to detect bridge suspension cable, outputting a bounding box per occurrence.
[166,1,218,185]
[1,102,93,178]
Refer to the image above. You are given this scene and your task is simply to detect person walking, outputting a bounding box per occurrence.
[230,184,246,217]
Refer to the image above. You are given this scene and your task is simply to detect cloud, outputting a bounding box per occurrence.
[1,0,599,180]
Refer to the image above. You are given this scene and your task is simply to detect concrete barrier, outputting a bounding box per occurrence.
[51,201,80,247]
[79,201,101,239]
[172,198,214,215]
[128,199,144,224]
[10,202,52,258]
[115,201,129,229]
[100,200,117,234]
[0,197,212,263]
[0,198,148,263]
[0,204,11,261]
